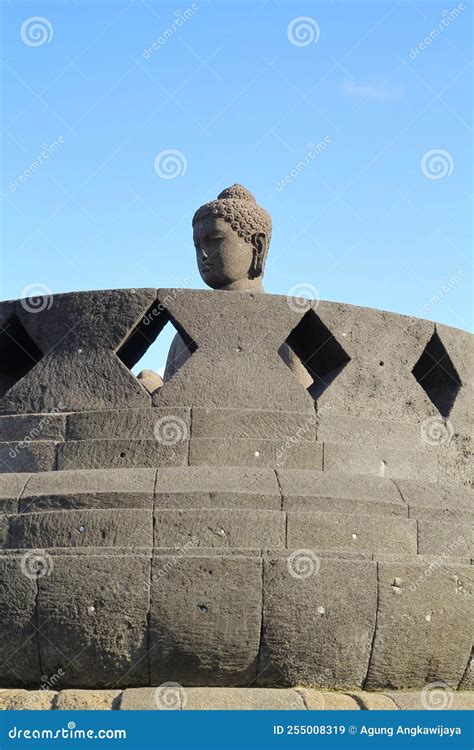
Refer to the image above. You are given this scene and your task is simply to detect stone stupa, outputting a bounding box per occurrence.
[0,185,471,711]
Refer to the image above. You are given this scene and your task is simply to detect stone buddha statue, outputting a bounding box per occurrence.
[139,184,311,389]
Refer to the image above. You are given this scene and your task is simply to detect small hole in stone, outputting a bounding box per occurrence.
[119,452,126,458]
[351,533,358,540]
[77,348,83,354]
[379,361,384,366]
[317,606,325,615]
[254,451,260,457]
[217,528,225,536]
[197,604,208,614]
[78,526,85,533]
[425,614,432,622]
[235,346,242,353]
[87,605,95,614]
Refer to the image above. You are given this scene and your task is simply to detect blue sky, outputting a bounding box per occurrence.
[1,0,472,373]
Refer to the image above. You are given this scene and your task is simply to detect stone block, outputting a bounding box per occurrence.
[324,443,438,482]
[259,557,377,687]
[155,466,280,510]
[67,408,190,440]
[0,441,56,473]
[0,473,30,514]
[396,479,474,521]
[155,508,285,549]
[149,555,262,685]
[190,438,322,470]
[0,690,56,710]
[0,413,66,442]
[387,690,474,710]
[57,439,187,470]
[37,555,150,687]
[298,690,360,710]
[54,689,122,709]
[365,562,473,689]
[417,520,471,557]
[0,556,42,686]
[7,508,152,549]
[20,468,156,512]
[317,414,423,451]
[279,470,406,516]
[287,511,417,555]
[438,433,473,489]
[184,687,305,710]
[191,408,317,440]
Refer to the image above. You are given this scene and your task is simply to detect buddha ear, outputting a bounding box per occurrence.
[250,232,267,278]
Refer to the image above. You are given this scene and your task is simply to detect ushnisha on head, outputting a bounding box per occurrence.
[192,184,272,292]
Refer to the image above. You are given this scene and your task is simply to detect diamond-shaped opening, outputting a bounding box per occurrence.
[116,299,197,394]
[0,314,44,398]
[412,330,462,417]
[280,308,351,399]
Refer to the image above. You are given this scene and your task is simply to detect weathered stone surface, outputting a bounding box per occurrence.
[396,479,473,521]
[57,439,187,470]
[0,472,30,514]
[190,438,322,469]
[298,689,360,710]
[184,687,305,710]
[438,433,473,489]
[149,556,262,685]
[67,408,190,440]
[20,468,156,512]
[155,509,285,549]
[0,441,56,473]
[0,413,66,442]
[279,470,406,516]
[417,520,470,557]
[55,689,122,710]
[387,690,474,710]
[346,691,398,710]
[137,370,163,394]
[324,443,438,481]
[317,414,423,451]
[287,511,417,555]
[312,303,436,421]
[0,689,57,710]
[37,555,150,687]
[259,557,377,687]
[191,408,317,440]
[153,290,314,412]
[0,556,42,686]
[365,562,473,689]
[459,650,473,689]
[6,508,152,549]
[155,466,280,510]
[118,687,161,710]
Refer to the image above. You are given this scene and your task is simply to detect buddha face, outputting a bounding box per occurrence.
[193,215,266,290]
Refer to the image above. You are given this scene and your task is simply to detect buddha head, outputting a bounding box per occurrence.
[192,184,272,291]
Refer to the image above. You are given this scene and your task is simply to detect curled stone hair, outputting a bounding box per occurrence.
[192,184,272,248]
